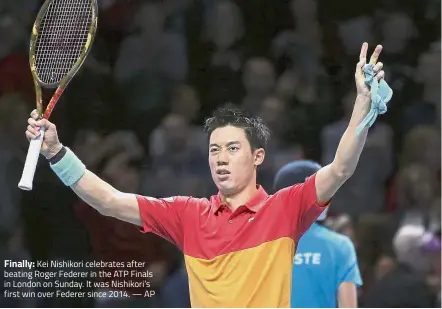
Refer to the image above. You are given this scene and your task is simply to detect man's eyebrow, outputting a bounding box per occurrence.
[209,141,241,148]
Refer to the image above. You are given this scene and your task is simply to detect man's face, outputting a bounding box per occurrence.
[208,125,264,195]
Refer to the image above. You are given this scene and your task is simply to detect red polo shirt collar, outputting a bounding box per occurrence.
[210,185,269,214]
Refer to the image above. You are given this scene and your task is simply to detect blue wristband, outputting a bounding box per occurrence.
[50,147,86,186]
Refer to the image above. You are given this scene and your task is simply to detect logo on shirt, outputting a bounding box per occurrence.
[293,252,321,265]
[248,217,254,223]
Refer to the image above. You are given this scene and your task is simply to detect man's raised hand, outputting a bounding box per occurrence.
[355,42,385,99]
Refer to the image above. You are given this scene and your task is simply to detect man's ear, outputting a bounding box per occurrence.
[253,148,265,166]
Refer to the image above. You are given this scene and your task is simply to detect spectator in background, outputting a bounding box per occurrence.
[400,125,441,182]
[376,11,418,99]
[378,11,418,59]
[241,57,276,111]
[203,0,244,109]
[0,13,33,99]
[142,113,211,197]
[114,2,187,86]
[395,164,440,232]
[149,114,206,173]
[258,96,303,161]
[321,89,394,216]
[338,15,373,59]
[324,214,357,247]
[114,1,188,139]
[353,214,395,291]
[372,247,396,282]
[272,0,323,62]
[271,10,334,159]
[0,0,39,24]
[360,225,437,307]
[256,96,303,190]
[150,84,206,157]
[272,62,333,160]
[402,47,441,134]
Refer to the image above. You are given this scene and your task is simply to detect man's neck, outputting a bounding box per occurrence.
[222,183,259,211]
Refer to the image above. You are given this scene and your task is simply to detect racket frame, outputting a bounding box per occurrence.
[18,0,98,191]
[29,0,99,120]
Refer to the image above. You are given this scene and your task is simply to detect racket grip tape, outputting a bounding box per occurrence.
[18,127,45,191]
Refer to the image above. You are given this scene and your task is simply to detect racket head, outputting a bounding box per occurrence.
[29,0,98,89]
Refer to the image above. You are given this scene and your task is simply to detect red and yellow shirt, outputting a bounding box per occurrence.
[137,174,327,307]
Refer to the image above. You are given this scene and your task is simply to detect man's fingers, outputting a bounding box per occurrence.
[26,130,38,141]
[30,109,38,119]
[28,117,37,127]
[359,42,368,62]
[355,60,365,77]
[34,118,50,128]
[28,118,53,133]
[369,45,383,65]
[376,70,385,80]
[374,62,383,72]
[39,119,53,129]
[27,125,40,136]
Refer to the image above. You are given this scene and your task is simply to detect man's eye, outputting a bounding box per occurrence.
[210,148,219,153]
[229,146,239,151]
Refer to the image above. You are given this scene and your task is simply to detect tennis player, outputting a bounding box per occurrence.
[25,43,385,307]
[274,160,363,308]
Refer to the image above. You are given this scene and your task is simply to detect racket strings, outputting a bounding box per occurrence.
[35,0,93,85]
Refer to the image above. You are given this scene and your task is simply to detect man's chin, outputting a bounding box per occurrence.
[217,183,237,195]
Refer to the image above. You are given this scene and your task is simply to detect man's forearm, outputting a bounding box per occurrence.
[331,95,371,177]
[70,169,120,215]
[70,170,142,226]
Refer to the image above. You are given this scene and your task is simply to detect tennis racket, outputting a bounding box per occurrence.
[18,0,98,191]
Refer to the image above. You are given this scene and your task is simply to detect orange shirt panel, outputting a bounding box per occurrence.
[185,237,295,308]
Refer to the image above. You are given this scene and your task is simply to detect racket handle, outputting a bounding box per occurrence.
[18,128,45,191]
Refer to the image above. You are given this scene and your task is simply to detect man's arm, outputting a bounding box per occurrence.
[70,169,141,226]
[315,43,385,203]
[25,111,185,244]
[69,167,188,247]
[337,282,358,308]
[25,110,142,226]
[315,94,371,203]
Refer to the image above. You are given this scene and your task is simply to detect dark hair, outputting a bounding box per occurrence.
[203,105,271,150]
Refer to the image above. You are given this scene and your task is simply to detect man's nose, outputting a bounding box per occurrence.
[217,150,229,165]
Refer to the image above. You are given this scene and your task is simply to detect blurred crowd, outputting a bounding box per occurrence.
[0,0,440,307]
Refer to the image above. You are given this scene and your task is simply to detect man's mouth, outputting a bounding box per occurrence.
[216,169,231,175]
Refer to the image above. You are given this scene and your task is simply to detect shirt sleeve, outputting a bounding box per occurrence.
[274,173,329,240]
[136,195,191,250]
[337,237,363,286]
